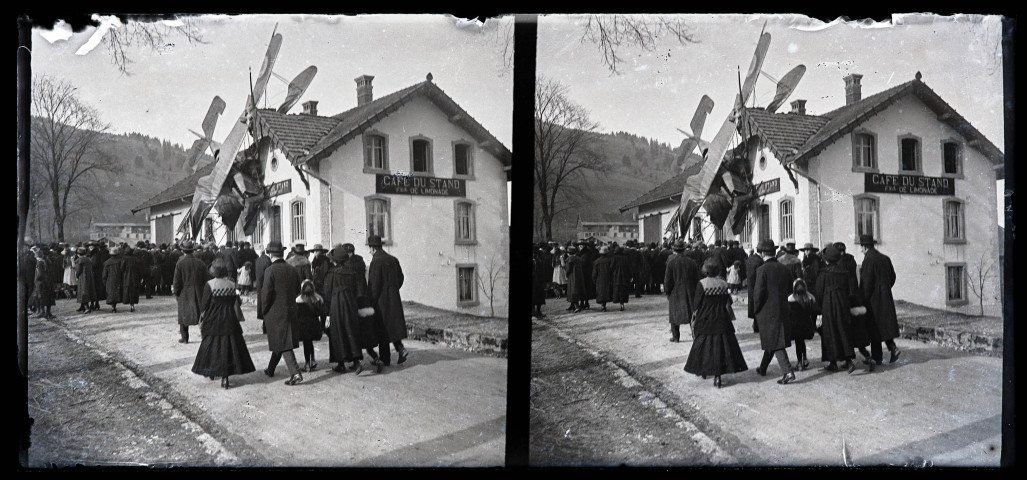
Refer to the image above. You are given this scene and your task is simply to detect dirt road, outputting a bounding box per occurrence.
[532,294,1002,467]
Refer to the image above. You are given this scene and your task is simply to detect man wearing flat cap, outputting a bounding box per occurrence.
[858,234,901,364]
[752,239,797,384]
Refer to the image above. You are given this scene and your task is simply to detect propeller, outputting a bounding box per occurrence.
[277,66,318,114]
[765,65,807,113]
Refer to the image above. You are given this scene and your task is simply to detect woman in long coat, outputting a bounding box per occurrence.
[75,248,98,312]
[564,246,586,312]
[90,246,106,309]
[121,247,141,311]
[591,246,614,311]
[610,247,631,310]
[102,247,126,312]
[813,245,858,372]
[191,259,255,389]
[34,251,56,318]
[683,260,748,387]
[323,247,372,374]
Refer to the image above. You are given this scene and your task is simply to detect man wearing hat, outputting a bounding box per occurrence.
[173,241,208,343]
[834,240,875,366]
[309,244,331,331]
[779,240,803,280]
[664,239,701,343]
[121,244,141,312]
[253,243,272,334]
[134,241,155,300]
[286,243,313,282]
[745,243,764,330]
[366,235,410,366]
[75,246,99,313]
[102,245,127,313]
[564,245,586,312]
[260,240,305,384]
[799,243,823,291]
[591,245,614,311]
[751,239,797,384]
[858,234,901,364]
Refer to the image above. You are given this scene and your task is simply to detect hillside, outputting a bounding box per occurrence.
[26,127,213,243]
[536,130,683,242]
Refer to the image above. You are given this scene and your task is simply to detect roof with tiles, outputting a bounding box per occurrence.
[253,109,341,160]
[132,162,214,213]
[619,159,704,212]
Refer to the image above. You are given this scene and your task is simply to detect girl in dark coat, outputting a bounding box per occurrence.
[813,245,858,373]
[191,259,256,389]
[788,278,818,371]
[102,248,126,312]
[591,246,614,311]
[294,279,326,372]
[683,259,748,388]
[323,248,373,374]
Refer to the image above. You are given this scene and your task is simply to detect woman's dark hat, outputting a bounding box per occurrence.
[328,244,348,263]
[672,239,687,252]
[179,240,199,252]
[799,242,819,252]
[822,245,841,263]
[309,244,328,253]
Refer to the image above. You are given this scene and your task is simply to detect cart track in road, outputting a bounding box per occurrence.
[531,316,757,466]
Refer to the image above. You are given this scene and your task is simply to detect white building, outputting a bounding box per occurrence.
[623,73,1003,315]
[135,74,511,317]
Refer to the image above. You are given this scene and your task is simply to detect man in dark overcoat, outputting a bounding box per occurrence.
[260,240,304,384]
[835,241,873,363]
[163,245,181,295]
[591,246,615,311]
[133,241,154,299]
[173,241,207,343]
[33,249,56,318]
[89,243,106,310]
[745,247,764,329]
[253,244,272,333]
[655,241,673,294]
[579,241,596,309]
[752,239,797,384]
[102,246,127,312]
[121,245,141,312]
[626,242,645,298]
[309,244,331,331]
[367,235,409,367]
[610,245,631,310]
[799,243,823,287]
[858,234,901,364]
[664,239,701,343]
[20,245,37,314]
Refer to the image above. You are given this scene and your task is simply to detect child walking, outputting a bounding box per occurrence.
[726,260,743,294]
[788,278,818,371]
[237,261,253,295]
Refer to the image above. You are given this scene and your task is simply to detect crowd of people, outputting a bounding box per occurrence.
[18,235,411,390]
[532,234,902,389]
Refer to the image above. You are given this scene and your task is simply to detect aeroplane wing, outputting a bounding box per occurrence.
[278,66,318,114]
[765,65,806,113]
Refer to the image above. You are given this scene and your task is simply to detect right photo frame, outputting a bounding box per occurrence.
[527,13,1011,468]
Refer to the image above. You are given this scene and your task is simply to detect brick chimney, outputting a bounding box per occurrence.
[355,75,375,106]
[844,73,863,105]
[301,100,318,116]
[790,99,806,115]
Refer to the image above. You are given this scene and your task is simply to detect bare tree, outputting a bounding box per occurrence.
[535,75,606,241]
[965,249,997,317]
[101,16,206,75]
[481,16,513,76]
[475,249,507,318]
[581,15,699,74]
[31,75,115,242]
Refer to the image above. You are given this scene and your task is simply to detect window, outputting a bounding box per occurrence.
[253,215,264,246]
[740,212,753,246]
[365,195,392,244]
[269,205,282,244]
[946,263,967,306]
[691,217,703,243]
[757,204,770,242]
[852,131,877,170]
[943,199,966,243]
[899,135,922,173]
[204,218,215,243]
[942,141,963,177]
[454,200,477,245]
[454,142,474,178]
[457,264,478,305]
[854,194,880,243]
[363,132,388,172]
[410,137,433,175]
[291,200,305,243]
[779,198,794,242]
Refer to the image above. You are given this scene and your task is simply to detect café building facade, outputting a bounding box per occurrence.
[136,74,511,317]
[623,73,1003,315]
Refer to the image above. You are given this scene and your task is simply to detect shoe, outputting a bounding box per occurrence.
[573,308,582,313]
[332,365,347,374]
[209,375,216,381]
[309,360,317,371]
[846,361,856,374]
[566,306,575,312]
[112,306,117,313]
[890,349,901,364]
[619,305,625,311]
[669,338,679,343]
[284,373,303,386]
[221,377,230,389]
[130,306,135,312]
[76,306,85,313]
[777,372,796,385]
[714,376,722,388]
[824,363,840,372]
[755,366,767,377]
[178,338,187,344]
[398,349,409,365]
[375,359,384,374]
[601,306,607,312]
[867,360,876,373]
[263,368,274,377]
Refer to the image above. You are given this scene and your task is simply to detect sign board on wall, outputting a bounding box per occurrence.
[267,179,292,198]
[754,178,780,196]
[376,174,466,197]
[864,173,955,196]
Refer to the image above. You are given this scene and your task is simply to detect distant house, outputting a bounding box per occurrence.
[576,213,638,244]
[89,221,151,245]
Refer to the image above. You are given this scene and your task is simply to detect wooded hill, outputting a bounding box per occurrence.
[26,127,212,244]
[536,130,683,243]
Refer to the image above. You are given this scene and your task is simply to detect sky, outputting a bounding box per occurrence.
[30,14,515,151]
[536,14,1007,224]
